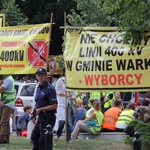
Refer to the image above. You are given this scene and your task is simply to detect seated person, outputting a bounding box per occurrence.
[116,103,135,132]
[86,99,97,118]
[72,99,86,130]
[133,99,150,124]
[16,105,32,136]
[102,101,123,132]
[71,100,104,139]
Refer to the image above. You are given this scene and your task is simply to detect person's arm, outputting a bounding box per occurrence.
[36,104,57,115]
[71,92,77,104]
[0,85,5,107]
[117,109,122,116]
[104,93,113,102]
[0,86,5,93]
[89,109,94,116]
[82,112,96,123]
[55,78,71,97]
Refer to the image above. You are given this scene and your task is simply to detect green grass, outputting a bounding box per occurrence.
[0,135,132,150]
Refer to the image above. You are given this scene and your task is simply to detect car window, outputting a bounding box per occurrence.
[20,84,36,96]
[14,85,19,97]
[139,92,147,97]
[138,91,147,105]
[120,92,132,101]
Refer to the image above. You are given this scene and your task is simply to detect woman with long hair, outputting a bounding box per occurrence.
[71,100,104,139]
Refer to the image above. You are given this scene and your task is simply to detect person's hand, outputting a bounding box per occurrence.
[67,93,72,97]
[117,110,122,116]
[32,118,36,124]
[80,120,85,123]
[36,108,42,116]
[0,101,4,108]
[104,97,109,102]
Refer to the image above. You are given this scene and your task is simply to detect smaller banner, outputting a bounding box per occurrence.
[0,23,50,74]
[0,14,5,27]
[48,55,64,75]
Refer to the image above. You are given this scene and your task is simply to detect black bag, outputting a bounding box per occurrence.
[71,102,77,114]
[69,97,77,115]
[124,126,134,137]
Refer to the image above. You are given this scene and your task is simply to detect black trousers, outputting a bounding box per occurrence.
[31,115,55,150]
[56,120,72,141]
[31,120,46,150]
[56,105,72,141]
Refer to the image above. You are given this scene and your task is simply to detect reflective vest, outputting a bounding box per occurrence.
[88,92,101,108]
[102,107,120,130]
[116,109,134,126]
[1,75,15,105]
[90,92,100,99]
[104,92,114,108]
[90,110,104,134]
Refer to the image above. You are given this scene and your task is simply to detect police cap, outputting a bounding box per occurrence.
[36,68,47,74]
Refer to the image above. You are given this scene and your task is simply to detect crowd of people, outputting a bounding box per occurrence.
[0,67,150,150]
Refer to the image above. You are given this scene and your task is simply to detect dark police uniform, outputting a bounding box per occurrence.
[31,81,57,150]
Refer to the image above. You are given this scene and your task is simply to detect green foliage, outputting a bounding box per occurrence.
[125,120,150,150]
[55,55,64,68]
[0,0,28,26]
[67,0,112,27]
[67,0,150,45]
[102,0,150,45]
[15,0,77,55]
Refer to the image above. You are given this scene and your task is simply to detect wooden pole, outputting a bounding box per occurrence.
[64,11,68,150]
[64,91,68,150]
[46,13,53,72]
[64,12,66,26]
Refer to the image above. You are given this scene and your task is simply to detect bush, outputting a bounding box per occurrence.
[125,120,150,150]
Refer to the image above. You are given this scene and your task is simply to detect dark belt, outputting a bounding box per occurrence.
[39,111,47,118]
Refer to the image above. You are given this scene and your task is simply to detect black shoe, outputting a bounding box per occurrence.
[0,141,3,144]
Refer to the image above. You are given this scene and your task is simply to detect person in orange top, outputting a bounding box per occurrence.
[102,101,123,132]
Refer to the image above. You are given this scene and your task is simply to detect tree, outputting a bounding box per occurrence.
[67,0,150,45]
[0,0,28,26]
[67,0,112,27]
[16,0,77,55]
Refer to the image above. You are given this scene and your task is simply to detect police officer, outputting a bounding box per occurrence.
[31,68,58,150]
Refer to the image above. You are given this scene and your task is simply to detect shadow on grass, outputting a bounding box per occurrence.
[0,135,132,150]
